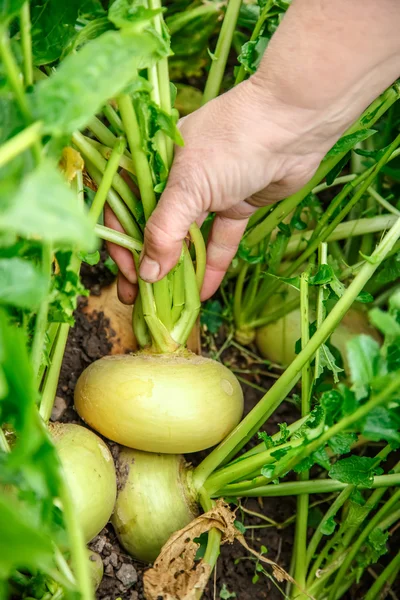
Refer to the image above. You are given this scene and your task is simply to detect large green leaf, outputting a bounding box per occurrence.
[31,0,82,65]
[0,161,95,249]
[0,496,54,579]
[32,28,169,136]
[0,257,47,309]
[0,0,25,24]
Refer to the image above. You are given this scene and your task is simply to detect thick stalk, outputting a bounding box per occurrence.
[244,83,400,248]
[189,223,206,291]
[284,214,398,258]
[213,473,400,498]
[314,243,327,379]
[235,0,273,85]
[0,121,42,168]
[246,296,299,329]
[103,104,124,135]
[72,131,141,221]
[132,294,151,347]
[171,262,185,324]
[58,478,92,600]
[364,551,400,600]
[83,136,135,174]
[202,0,243,103]
[89,137,127,224]
[171,246,201,345]
[117,95,156,220]
[194,215,400,489]
[233,262,249,328]
[328,488,400,600]
[87,116,119,148]
[85,162,142,240]
[39,324,70,422]
[19,2,33,87]
[31,244,52,378]
[94,224,142,253]
[292,273,311,597]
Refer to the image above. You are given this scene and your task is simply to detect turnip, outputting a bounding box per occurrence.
[255,301,380,372]
[87,549,104,590]
[75,352,243,453]
[50,423,117,542]
[112,449,198,562]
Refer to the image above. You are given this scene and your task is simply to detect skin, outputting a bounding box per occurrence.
[105,0,400,304]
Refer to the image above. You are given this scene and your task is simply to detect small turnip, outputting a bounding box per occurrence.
[112,448,198,562]
[50,423,117,542]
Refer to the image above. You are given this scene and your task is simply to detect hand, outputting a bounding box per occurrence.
[106,79,340,303]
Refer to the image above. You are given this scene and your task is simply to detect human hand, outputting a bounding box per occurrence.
[105,78,341,303]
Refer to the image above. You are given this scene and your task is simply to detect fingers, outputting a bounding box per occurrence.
[117,271,138,305]
[104,204,137,285]
[139,175,202,283]
[201,215,249,301]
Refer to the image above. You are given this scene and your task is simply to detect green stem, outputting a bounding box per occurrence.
[0,428,10,452]
[368,186,400,216]
[0,26,31,121]
[314,243,327,379]
[87,116,119,148]
[85,161,141,239]
[328,488,400,600]
[244,83,400,248]
[94,224,142,252]
[31,244,52,378]
[213,473,400,498]
[19,2,33,88]
[58,478,92,600]
[171,246,201,345]
[364,551,400,600]
[202,0,243,103]
[103,103,124,135]
[284,214,398,258]
[199,489,222,570]
[132,294,151,347]
[171,261,185,324]
[235,0,273,85]
[306,444,393,578]
[242,262,262,320]
[89,137,127,224]
[118,93,156,220]
[72,131,142,222]
[193,214,400,489]
[246,296,299,330]
[0,121,42,168]
[83,136,135,175]
[292,273,311,597]
[190,223,206,291]
[233,262,249,328]
[39,324,70,422]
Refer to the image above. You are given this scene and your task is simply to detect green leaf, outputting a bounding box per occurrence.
[109,0,164,29]
[0,257,47,309]
[0,161,95,249]
[328,455,381,487]
[0,495,54,579]
[49,251,88,325]
[320,389,343,425]
[328,432,357,455]
[234,520,246,534]
[368,307,400,339]
[362,528,389,565]
[104,255,119,275]
[318,343,344,383]
[77,250,100,266]
[374,252,400,284]
[347,335,381,400]
[309,264,334,286]
[200,299,223,334]
[32,29,169,136]
[356,291,374,303]
[326,153,350,186]
[0,0,25,24]
[220,583,236,599]
[326,129,377,158]
[31,0,81,65]
[320,516,336,536]
[361,406,400,445]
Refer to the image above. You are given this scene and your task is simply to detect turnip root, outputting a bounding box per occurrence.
[74,351,243,453]
[50,423,117,542]
[112,449,198,562]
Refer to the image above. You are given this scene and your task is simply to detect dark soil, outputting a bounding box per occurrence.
[56,259,397,600]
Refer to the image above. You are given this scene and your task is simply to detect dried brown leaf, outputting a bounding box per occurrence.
[59,147,84,182]
[144,500,315,600]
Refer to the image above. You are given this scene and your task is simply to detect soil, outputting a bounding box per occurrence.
[56,258,396,600]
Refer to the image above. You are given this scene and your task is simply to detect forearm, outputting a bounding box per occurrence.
[253,0,400,135]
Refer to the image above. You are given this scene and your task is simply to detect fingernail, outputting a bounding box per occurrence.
[139,255,160,282]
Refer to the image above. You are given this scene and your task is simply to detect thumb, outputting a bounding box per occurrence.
[139,174,202,283]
